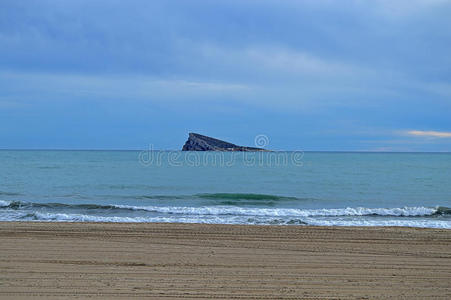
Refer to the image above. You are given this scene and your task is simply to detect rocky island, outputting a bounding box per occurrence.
[182,133,266,151]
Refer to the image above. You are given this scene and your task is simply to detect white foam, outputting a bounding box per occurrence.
[1,202,450,228]
[303,217,451,229]
[113,204,439,217]
[0,200,10,207]
[21,212,242,224]
[3,211,448,229]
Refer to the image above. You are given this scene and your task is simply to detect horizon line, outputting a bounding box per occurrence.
[0,148,450,154]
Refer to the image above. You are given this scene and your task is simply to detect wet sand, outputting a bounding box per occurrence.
[0,222,450,299]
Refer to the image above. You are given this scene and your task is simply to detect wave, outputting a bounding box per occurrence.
[195,193,303,206]
[19,212,164,223]
[113,204,449,217]
[37,165,61,169]
[129,195,186,200]
[1,200,450,228]
[1,200,450,218]
[0,192,309,204]
[0,200,121,210]
[196,193,298,201]
[2,211,449,229]
[300,217,451,229]
[437,206,451,215]
[0,191,22,196]
[109,193,298,202]
[0,200,11,207]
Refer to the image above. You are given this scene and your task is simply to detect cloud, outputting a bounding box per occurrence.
[407,130,451,138]
[0,71,252,104]
[1,0,451,150]
[242,47,357,76]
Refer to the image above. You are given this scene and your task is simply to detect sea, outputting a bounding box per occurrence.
[0,150,450,228]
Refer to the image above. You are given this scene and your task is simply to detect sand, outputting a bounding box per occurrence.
[0,222,450,299]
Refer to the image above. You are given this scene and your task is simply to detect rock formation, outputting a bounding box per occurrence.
[182,133,266,151]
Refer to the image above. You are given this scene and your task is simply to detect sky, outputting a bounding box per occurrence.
[1,0,451,151]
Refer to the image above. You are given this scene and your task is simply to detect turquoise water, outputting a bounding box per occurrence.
[0,150,450,228]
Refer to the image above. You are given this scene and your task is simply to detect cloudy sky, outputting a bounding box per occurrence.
[1,0,450,151]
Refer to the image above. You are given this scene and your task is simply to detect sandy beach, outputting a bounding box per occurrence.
[0,222,450,299]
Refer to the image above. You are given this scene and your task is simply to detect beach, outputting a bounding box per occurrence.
[0,222,450,299]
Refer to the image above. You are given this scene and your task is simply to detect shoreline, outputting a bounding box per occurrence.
[1,220,451,229]
[1,222,450,298]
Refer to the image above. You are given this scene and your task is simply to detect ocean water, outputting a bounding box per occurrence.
[0,150,450,228]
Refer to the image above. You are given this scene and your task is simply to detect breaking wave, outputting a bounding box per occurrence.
[112,204,449,217]
[1,200,450,217]
[0,211,448,228]
[0,200,451,217]
[1,200,450,228]
[3,200,450,217]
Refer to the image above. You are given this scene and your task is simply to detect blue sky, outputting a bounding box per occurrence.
[1,0,450,151]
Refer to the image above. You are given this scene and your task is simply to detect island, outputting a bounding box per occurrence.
[182,133,267,151]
